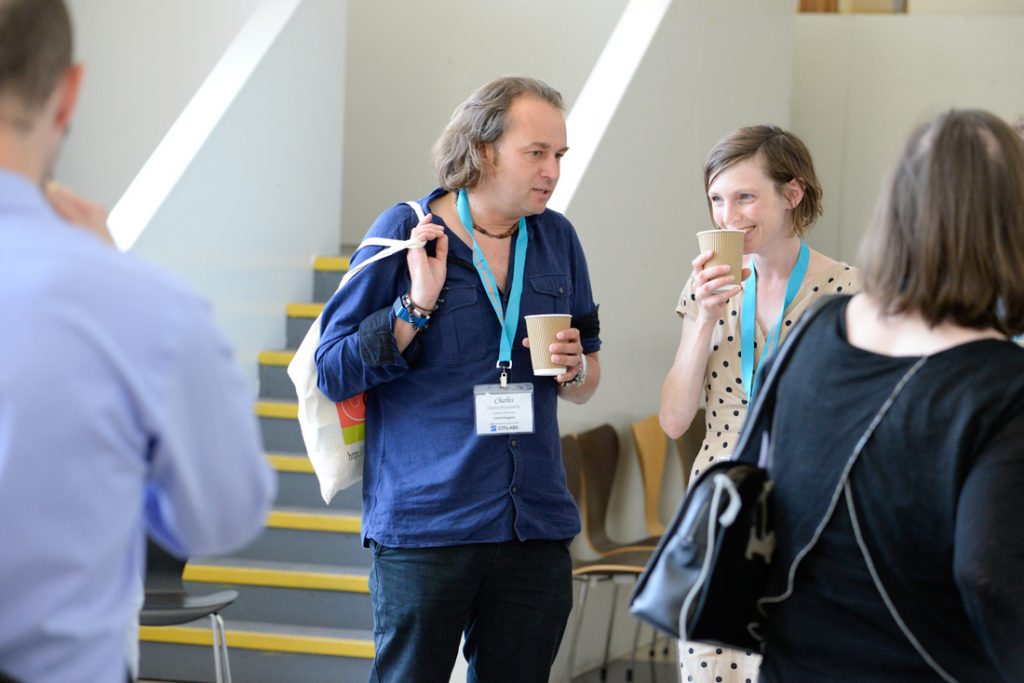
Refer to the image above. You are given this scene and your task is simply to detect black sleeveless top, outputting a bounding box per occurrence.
[750,296,1024,682]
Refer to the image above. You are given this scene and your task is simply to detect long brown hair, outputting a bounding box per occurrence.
[432,76,563,192]
[859,109,1024,335]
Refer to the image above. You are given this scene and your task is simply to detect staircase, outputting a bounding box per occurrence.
[139,256,376,683]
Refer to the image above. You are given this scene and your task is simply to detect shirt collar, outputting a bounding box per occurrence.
[0,168,51,213]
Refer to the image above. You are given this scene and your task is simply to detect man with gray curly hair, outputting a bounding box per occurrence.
[316,75,602,682]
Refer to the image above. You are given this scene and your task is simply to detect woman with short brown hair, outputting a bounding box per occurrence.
[660,124,859,682]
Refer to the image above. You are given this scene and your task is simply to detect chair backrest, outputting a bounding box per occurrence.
[145,539,187,594]
[631,415,668,537]
[575,423,620,554]
[675,407,707,490]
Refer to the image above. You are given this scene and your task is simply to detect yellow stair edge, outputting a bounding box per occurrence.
[184,564,369,594]
[266,510,361,534]
[255,401,298,420]
[258,350,295,366]
[139,625,373,659]
[287,302,324,318]
[314,256,351,271]
[266,453,313,474]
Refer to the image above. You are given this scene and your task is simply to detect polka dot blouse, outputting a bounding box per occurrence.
[675,262,862,483]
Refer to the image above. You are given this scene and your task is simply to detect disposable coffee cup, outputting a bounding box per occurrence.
[525,314,571,376]
[696,229,745,292]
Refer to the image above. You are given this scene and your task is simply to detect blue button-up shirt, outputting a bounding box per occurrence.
[316,188,600,548]
[0,170,275,683]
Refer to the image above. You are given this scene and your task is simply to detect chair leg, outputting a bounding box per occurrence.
[210,614,223,683]
[565,576,593,683]
[209,612,232,683]
[627,619,642,682]
[600,582,619,682]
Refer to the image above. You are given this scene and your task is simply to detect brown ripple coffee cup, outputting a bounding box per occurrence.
[697,229,744,292]
[525,314,571,376]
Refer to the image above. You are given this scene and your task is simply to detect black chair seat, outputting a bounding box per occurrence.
[140,589,238,627]
[140,540,236,682]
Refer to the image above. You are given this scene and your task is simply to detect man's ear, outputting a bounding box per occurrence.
[783,178,805,210]
[54,63,84,130]
[481,141,500,169]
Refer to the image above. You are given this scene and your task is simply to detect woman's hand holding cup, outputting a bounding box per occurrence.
[691,250,748,322]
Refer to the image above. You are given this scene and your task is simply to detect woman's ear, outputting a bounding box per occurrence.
[783,178,805,210]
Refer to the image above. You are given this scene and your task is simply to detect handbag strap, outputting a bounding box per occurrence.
[337,200,427,290]
[729,296,831,466]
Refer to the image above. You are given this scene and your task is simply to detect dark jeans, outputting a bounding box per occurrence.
[367,539,573,683]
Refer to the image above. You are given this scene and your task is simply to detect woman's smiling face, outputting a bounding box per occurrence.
[707,157,798,255]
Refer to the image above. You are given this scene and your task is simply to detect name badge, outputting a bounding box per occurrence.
[473,383,534,435]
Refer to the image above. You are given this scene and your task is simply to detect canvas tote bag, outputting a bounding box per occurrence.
[287,201,426,504]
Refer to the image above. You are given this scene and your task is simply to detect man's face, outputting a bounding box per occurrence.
[481,95,568,217]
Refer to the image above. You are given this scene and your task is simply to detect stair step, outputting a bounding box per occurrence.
[258,351,298,400]
[259,350,295,366]
[186,557,368,593]
[287,303,323,347]
[314,256,351,271]
[183,558,371,630]
[256,400,303,453]
[234,507,369,566]
[267,507,361,533]
[314,256,350,303]
[139,620,372,683]
[256,400,298,420]
[267,453,362,509]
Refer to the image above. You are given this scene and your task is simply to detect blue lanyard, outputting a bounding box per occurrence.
[456,189,528,385]
[740,241,809,401]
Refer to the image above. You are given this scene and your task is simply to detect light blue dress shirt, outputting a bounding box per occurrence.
[0,170,275,683]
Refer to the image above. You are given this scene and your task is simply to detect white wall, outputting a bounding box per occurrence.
[792,14,1024,264]
[341,0,628,246]
[127,0,347,386]
[58,0,262,208]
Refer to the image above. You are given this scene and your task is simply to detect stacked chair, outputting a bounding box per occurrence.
[561,412,710,682]
[561,425,658,682]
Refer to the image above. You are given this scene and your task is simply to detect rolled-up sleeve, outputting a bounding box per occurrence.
[315,204,419,402]
[566,223,602,355]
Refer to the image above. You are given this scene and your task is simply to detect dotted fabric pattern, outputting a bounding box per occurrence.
[673,261,861,682]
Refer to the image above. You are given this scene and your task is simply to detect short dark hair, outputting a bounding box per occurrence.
[432,76,563,191]
[0,0,73,127]
[859,109,1024,336]
[703,125,823,237]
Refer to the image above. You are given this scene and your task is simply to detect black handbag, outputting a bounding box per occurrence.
[629,299,829,650]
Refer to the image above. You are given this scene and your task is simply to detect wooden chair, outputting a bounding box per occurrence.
[575,424,660,555]
[630,415,670,537]
[560,427,656,682]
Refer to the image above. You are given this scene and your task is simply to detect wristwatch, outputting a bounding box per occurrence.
[392,293,430,330]
[561,353,588,388]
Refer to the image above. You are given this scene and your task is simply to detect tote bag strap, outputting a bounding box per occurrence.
[337,200,427,290]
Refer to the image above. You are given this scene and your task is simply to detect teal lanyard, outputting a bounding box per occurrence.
[456,189,528,386]
[740,241,809,401]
